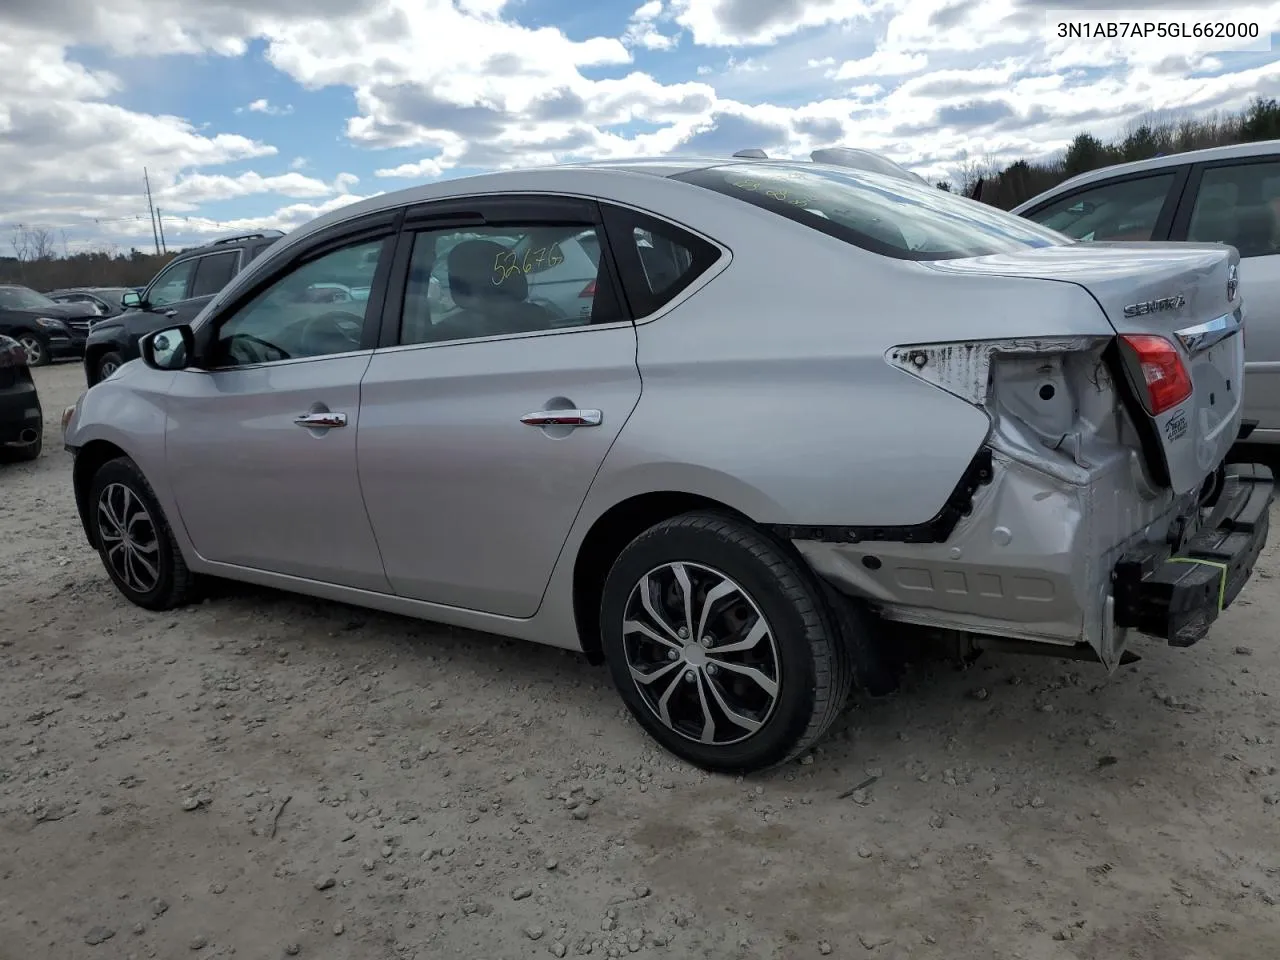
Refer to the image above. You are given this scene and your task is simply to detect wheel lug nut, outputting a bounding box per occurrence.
[667,650,679,661]
[677,627,689,639]
[706,664,718,676]
[700,636,713,648]
[683,670,696,683]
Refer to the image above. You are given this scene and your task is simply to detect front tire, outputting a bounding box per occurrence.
[97,350,124,382]
[88,457,196,610]
[600,512,853,773]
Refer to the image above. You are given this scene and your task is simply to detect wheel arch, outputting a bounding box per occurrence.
[71,439,130,547]
[83,327,127,385]
[572,491,759,664]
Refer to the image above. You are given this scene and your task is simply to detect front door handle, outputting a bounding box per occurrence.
[294,412,348,429]
[520,409,602,427]
[161,309,178,318]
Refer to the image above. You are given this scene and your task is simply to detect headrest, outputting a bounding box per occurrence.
[448,239,527,310]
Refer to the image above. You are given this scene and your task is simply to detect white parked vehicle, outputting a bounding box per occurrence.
[1014,139,1280,444]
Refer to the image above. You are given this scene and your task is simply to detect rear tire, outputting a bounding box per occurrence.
[88,457,196,610]
[600,512,853,773]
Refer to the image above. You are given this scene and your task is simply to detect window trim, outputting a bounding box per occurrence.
[375,193,635,352]
[1168,152,1280,255]
[187,208,404,371]
[1018,167,1191,242]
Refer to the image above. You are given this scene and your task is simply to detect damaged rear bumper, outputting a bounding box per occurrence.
[1113,463,1274,647]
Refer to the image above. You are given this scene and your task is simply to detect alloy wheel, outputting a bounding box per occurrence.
[99,358,119,379]
[97,482,160,594]
[622,561,781,746]
[18,335,44,365]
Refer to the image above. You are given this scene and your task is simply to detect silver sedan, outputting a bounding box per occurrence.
[62,155,1272,772]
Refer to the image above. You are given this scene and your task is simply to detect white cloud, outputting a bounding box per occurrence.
[833,49,927,79]
[237,97,293,115]
[1,0,1279,252]
[671,0,885,47]
[624,0,678,50]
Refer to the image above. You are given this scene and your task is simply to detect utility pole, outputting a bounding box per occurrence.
[156,207,168,254]
[143,167,160,255]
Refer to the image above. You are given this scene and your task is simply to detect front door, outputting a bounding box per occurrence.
[1175,156,1280,440]
[357,197,641,618]
[165,233,395,591]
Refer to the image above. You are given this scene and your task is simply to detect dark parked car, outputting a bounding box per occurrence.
[47,286,135,321]
[83,231,284,385]
[0,334,42,462]
[0,284,97,365]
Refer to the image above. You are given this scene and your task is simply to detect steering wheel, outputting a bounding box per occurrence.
[225,333,290,366]
[299,311,362,356]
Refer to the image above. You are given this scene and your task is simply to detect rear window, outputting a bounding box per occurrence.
[673,163,1068,261]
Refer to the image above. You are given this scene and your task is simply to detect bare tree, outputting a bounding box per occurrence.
[953,155,998,198]
[11,225,32,263]
[26,226,56,261]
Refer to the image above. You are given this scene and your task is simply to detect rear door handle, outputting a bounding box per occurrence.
[294,412,348,429]
[520,409,602,427]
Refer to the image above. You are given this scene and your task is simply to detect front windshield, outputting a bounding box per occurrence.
[0,286,57,310]
[675,162,1069,261]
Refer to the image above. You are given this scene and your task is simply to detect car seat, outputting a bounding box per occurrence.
[433,239,557,341]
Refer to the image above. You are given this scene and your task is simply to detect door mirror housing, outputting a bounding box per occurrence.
[140,325,194,371]
[121,290,143,309]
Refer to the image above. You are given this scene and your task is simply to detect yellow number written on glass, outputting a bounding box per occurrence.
[493,242,566,286]
[491,251,520,286]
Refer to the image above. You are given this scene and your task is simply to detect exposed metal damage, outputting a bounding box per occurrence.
[797,336,1203,669]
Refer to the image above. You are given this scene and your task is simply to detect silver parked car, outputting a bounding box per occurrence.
[1012,139,1280,445]
[62,157,1273,772]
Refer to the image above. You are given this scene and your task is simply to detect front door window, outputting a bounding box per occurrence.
[1026,173,1178,241]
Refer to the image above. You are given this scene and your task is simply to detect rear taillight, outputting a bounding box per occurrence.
[1119,334,1192,415]
[578,280,596,298]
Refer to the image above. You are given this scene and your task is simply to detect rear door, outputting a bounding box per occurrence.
[1170,154,1280,441]
[356,195,641,618]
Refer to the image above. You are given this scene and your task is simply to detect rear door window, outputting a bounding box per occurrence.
[1185,161,1280,258]
[673,162,1066,261]
[191,252,240,298]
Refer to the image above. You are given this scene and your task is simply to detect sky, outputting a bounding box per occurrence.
[1,0,1278,254]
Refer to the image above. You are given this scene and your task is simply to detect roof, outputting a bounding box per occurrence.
[1012,138,1280,212]
[258,150,930,267]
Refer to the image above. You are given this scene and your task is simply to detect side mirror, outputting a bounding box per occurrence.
[121,290,143,308]
[140,325,194,371]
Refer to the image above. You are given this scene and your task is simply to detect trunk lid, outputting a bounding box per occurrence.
[924,242,1245,495]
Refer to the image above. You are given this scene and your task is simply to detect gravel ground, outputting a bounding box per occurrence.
[2,362,1279,960]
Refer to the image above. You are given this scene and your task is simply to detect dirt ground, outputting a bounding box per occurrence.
[1,362,1278,960]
